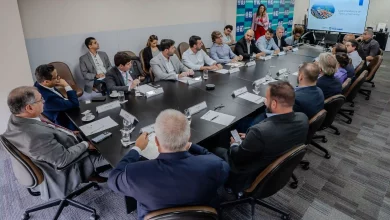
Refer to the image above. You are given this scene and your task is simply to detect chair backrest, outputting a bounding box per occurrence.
[149,68,155,82]
[201,44,208,54]
[344,70,368,101]
[0,135,44,188]
[49,62,84,97]
[244,145,307,199]
[229,44,235,52]
[139,48,148,73]
[322,94,346,128]
[306,110,327,144]
[174,49,181,60]
[144,206,218,220]
[120,50,137,57]
[342,78,352,95]
[379,48,384,56]
[178,42,190,59]
[354,60,365,76]
[366,55,383,82]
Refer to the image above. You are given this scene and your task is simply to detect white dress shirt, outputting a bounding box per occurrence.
[118,68,134,91]
[90,52,107,74]
[163,56,179,80]
[182,48,216,70]
[40,84,72,100]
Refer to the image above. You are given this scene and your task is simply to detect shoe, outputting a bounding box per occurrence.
[87,174,108,183]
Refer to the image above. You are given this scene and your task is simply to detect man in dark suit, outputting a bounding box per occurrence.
[34,64,79,130]
[105,52,141,92]
[294,63,324,119]
[316,53,342,99]
[234,29,265,60]
[273,26,292,51]
[215,81,308,193]
[108,109,230,220]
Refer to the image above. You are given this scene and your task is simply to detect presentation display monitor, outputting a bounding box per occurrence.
[307,0,370,34]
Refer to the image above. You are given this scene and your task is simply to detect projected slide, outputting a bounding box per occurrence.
[308,0,370,33]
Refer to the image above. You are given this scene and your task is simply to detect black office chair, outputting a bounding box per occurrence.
[338,71,368,124]
[0,135,100,220]
[311,95,345,159]
[290,110,327,189]
[342,78,352,95]
[178,42,190,60]
[220,145,307,220]
[144,206,218,220]
[359,55,383,100]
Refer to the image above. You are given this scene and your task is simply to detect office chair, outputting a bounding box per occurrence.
[311,95,345,159]
[120,50,137,57]
[144,206,218,220]
[342,78,352,95]
[290,110,327,189]
[354,60,366,77]
[149,68,155,82]
[174,49,181,60]
[178,42,190,59]
[359,55,383,100]
[139,48,148,73]
[220,145,307,220]
[49,62,84,97]
[338,71,368,124]
[0,135,100,220]
[229,45,236,52]
[201,44,208,54]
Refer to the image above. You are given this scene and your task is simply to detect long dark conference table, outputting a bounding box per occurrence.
[66,44,322,213]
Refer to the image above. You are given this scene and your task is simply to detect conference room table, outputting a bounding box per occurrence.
[66,44,323,213]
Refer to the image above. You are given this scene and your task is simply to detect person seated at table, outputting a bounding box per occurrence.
[79,37,112,94]
[3,86,109,200]
[108,109,230,219]
[331,43,355,78]
[213,81,308,193]
[210,31,243,64]
[356,29,380,62]
[234,29,265,60]
[142,35,160,72]
[150,39,194,81]
[273,26,292,51]
[342,34,355,44]
[34,64,79,130]
[334,53,349,83]
[285,26,304,46]
[105,52,141,92]
[223,25,235,45]
[182,35,222,71]
[316,53,342,99]
[255,28,280,55]
[346,39,363,69]
[295,63,324,119]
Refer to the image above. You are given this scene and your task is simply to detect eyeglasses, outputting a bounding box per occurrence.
[31,97,45,105]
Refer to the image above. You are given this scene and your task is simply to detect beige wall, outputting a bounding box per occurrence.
[0,0,32,132]
[293,0,309,26]
[18,0,228,39]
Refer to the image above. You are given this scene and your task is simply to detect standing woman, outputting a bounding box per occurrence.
[142,35,160,72]
[252,4,269,40]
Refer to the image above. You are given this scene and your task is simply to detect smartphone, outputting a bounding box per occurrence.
[230,129,242,144]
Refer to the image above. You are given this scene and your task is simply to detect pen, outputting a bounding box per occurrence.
[210,115,219,121]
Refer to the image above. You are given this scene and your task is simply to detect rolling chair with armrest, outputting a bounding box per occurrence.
[49,62,84,98]
[311,95,345,159]
[178,42,190,60]
[0,135,100,220]
[220,145,307,220]
[338,70,368,124]
[144,206,218,220]
[120,50,137,57]
[359,55,383,100]
[342,78,352,95]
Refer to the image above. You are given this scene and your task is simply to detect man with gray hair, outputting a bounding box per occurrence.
[3,86,108,200]
[108,109,229,220]
[356,29,380,62]
[273,26,292,51]
[316,53,342,99]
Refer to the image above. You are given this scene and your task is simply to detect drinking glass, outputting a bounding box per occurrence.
[118,91,125,103]
[120,128,131,146]
[253,83,261,95]
[203,70,208,80]
[184,109,192,125]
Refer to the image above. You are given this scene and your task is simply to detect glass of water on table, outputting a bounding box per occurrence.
[118,91,125,103]
[253,83,261,95]
[184,109,192,125]
[203,70,208,80]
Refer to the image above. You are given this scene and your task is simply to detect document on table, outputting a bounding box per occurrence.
[137,84,156,94]
[213,69,229,74]
[201,110,235,126]
[178,76,202,85]
[226,62,244,67]
[140,124,155,134]
[96,77,105,81]
[139,133,159,159]
[79,116,118,136]
[237,92,264,104]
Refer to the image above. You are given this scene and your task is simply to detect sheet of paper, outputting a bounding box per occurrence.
[96,101,120,113]
[139,133,160,159]
[214,69,229,74]
[79,116,118,136]
[137,84,156,94]
[178,76,202,85]
[140,124,155,134]
[238,92,264,104]
[200,110,236,126]
[96,77,105,81]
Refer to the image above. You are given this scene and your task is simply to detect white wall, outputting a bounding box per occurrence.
[0,0,33,132]
[293,0,310,25]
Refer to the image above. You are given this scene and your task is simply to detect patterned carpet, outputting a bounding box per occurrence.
[1,53,390,220]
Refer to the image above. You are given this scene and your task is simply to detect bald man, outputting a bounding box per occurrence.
[234,29,265,60]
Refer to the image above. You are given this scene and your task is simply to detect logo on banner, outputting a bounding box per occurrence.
[284,9,289,16]
[267,0,274,6]
[273,10,279,17]
[280,0,285,5]
[245,10,253,19]
[237,0,246,6]
[278,20,283,27]
[288,20,293,26]
[291,0,295,5]
[254,0,261,6]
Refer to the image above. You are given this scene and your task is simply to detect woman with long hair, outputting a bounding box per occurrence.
[142,35,160,72]
[251,4,269,40]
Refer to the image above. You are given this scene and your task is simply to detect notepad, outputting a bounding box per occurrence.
[137,84,157,94]
[79,116,118,136]
[213,69,229,74]
[178,76,202,85]
[237,93,264,104]
[201,110,235,126]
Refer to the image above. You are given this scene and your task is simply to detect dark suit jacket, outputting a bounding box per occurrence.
[316,75,342,99]
[142,45,160,71]
[105,67,142,92]
[273,35,287,50]
[226,112,308,192]
[294,86,324,119]
[108,144,230,220]
[234,37,261,60]
[34,82,79,129]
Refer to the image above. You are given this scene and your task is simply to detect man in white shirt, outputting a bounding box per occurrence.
[34,64,80,130]
[255,28,280,55]
[105,52,141,92]
[223,25,235,45]
[346,40,363,69]
[182,35,222,71]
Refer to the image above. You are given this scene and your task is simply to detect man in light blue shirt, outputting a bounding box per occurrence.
[210,31,243,64]
[255,28,280,55]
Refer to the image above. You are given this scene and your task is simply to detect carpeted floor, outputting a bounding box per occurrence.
[1,53,389,220]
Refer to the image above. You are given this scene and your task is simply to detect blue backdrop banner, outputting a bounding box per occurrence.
[236,0,295,40]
